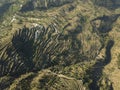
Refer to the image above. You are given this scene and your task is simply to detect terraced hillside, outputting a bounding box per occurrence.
[0,0,120,90]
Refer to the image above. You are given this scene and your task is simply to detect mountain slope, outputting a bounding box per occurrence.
[0,0,120,90]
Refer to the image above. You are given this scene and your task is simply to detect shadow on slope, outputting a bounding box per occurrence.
[20,0,74,12]
[0,2,13,20]
[91,14,120,33]
[88,40,114,90]
[0,23,83,77]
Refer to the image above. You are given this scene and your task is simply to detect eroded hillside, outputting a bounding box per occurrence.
[0,0,120,90]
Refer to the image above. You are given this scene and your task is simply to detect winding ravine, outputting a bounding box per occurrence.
[89,40,114,90]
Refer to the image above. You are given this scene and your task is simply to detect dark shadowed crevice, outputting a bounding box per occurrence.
[91,14,120,34]
[88,40,114,90]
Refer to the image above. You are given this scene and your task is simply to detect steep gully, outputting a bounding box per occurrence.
[86,14,120,90]
[89,40,114,90]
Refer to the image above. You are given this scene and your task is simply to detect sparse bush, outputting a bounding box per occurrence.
[117,54,120,69]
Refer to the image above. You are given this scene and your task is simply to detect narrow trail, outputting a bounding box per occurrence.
[89,40,114,90]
